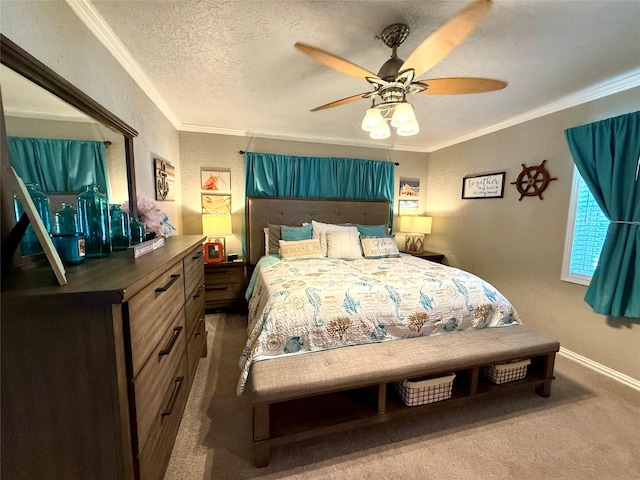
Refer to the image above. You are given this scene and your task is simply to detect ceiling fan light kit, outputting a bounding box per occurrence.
[295,0,507,141]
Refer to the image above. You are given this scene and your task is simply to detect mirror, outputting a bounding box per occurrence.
[0,34,138,268]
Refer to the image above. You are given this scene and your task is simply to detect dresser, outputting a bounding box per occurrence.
[204,259,247,311]
[1,236,206,480]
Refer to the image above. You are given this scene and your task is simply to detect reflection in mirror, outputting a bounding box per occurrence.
[1,64,128,208]
[0,34,138,270]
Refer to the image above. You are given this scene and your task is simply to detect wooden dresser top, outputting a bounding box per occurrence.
[2,235,205,305]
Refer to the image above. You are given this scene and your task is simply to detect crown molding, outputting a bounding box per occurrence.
[429,68,640,152]
[65,0,181,129]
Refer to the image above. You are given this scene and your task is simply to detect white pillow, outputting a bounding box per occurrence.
[278,238,323,260]
[361,236,400,258]
[311,220,358,256]
[326,231,363,260]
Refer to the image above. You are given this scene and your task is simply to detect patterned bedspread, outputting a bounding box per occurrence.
[237,254,520,395]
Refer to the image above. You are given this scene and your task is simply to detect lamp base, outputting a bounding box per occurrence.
[405,233,424,252]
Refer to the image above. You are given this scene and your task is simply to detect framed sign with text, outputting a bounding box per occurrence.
[462,172,506,199]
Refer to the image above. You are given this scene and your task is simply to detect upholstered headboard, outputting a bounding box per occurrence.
[245,196,391,266]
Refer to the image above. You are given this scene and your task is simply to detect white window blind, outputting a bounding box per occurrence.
[562,168,608,285]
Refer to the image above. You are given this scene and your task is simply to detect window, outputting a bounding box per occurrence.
[561,167,609,285]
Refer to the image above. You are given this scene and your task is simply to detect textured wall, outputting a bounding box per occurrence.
[0,1,183,232]
[426,87,640,380]
[178,133,429,255]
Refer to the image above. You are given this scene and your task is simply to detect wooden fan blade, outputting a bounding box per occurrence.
[295,42,380,82]
[416,77,507,95]
[401,0,493,78]
[310,92,371,111]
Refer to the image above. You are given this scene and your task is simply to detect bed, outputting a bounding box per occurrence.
[241,196,559,467]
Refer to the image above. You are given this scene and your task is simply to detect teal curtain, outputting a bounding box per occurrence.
[564,111,640,318]
[7,137,109,194]
[244,152,394,203]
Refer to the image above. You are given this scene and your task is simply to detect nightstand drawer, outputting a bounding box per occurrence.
[206,282,243,301]
[205,265,245,285]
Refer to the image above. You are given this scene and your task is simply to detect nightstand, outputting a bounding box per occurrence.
[204,259,247,311]
[402,250,445,263]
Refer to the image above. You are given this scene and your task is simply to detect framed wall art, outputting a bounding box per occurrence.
[399,177,420,198]
[202,194,231,215]
[154,158,175,201]
[201,169,230,192]
[462,172,506,199]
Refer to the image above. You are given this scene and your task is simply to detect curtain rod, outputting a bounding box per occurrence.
[238,150,398,165]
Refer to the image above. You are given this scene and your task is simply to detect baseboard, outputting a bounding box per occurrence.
[559,347,640,392]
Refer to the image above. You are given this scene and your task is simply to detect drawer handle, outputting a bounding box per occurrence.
[195,318,205,335]
[191,250,204,261]
[159,326,182,356]
[210,286,229,291]
[193,284,205,299]
[161,376,184,417]
[155,274,181,293]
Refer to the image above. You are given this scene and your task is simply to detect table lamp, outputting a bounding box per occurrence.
[400,215,432,252]
[202,214,232,259]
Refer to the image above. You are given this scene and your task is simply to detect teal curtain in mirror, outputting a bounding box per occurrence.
[565,111,640,318]
[244,152,394,202]
[7,137,110,195]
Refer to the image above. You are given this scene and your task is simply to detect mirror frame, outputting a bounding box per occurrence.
[1,34,139,264]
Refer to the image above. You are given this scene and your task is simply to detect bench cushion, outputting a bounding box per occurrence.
[249,325,560,404]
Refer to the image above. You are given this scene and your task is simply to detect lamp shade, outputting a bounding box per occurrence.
[412,216,432,234]
[391,102,416,127]
[202,214,232,237]
[399,216,414,232]
[361,108,385,132]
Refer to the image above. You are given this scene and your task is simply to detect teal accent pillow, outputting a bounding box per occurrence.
[281,224,313,241]
[357,224,387,238]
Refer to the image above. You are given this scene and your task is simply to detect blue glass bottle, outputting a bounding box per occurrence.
[77,184,111,257]
[54,202,80,235]
[110,204,131,251]
[130,217,146,245]
[13,183,52,256]
[51,202,85,265]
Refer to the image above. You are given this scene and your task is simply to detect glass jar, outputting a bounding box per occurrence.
[13,183,52,256]
[51,233,85,265]
[77,184,111,257]
[54,202,80,235]
[130,217,146,245]
[110,204,131,251]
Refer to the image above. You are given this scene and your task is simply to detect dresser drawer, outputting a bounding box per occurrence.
[133,305,187,453]
[185,282,205,339]
[137,354,189,480]
[183,246,205,298]
[205,264,245,285]
[128,261,185,377]
[187,317,207,383]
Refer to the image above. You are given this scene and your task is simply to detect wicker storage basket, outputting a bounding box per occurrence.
[482,358,531,384]
[395,373,456,407]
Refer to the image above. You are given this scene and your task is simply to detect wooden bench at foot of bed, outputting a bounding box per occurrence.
[249,325,560,467]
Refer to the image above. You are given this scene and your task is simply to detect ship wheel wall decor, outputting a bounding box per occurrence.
[511,160,557,200]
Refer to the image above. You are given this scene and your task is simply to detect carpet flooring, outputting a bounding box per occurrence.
[164,313,640,480]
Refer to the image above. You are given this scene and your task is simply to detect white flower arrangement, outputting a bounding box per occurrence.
[123,197,175,238]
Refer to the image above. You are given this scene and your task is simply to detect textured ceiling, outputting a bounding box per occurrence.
[85,0,639,152]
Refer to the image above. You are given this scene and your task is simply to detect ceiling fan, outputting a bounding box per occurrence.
[294,0,507,139]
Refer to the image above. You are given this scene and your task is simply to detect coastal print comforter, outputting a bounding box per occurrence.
[237,254,520,394]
